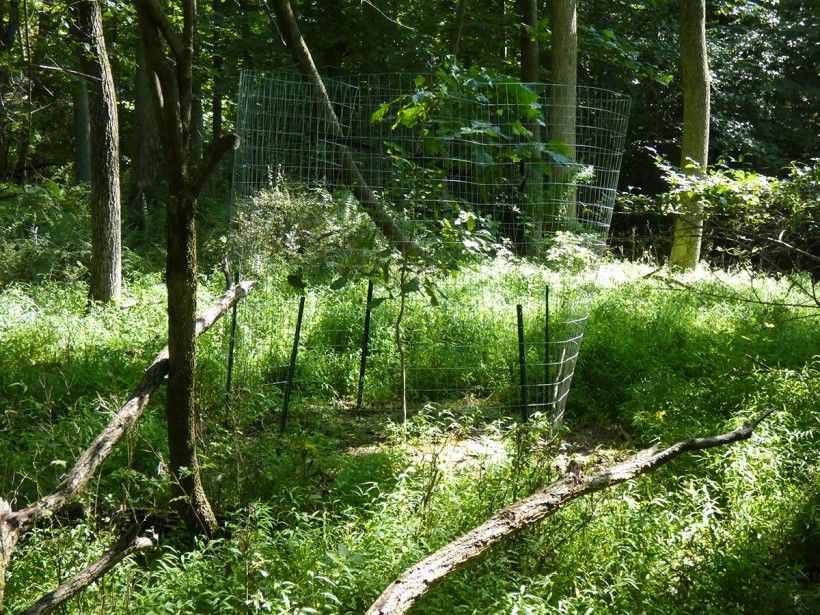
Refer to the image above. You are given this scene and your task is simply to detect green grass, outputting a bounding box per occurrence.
[1,262,818,614]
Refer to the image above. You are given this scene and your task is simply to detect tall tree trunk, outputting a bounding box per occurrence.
[0,0,20,52]
[14,0,31,184]
[450,0,468,59]
[73,77,92,183]
[517,0,538,82]
[75,0,122,304]
[517,0,542,254]
[669,0,710,271]
[549,0,578,222]
[191,79,204,163]
[127,38,161,231]
[136,0,240,536]
[211,0,223,141]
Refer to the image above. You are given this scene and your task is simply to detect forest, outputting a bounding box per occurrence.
[0,1,818,613]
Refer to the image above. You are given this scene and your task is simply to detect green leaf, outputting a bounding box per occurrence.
[330,277,348,290]
[287,273,305,290]
[401,277,421,294]
[371,102,390,123]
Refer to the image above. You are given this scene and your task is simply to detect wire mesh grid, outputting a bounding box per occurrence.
[225,70,629,424]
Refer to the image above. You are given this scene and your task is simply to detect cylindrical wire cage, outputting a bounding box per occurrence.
[223,70,630,424]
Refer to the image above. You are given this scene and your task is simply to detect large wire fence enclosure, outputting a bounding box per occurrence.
[223,69,629,426]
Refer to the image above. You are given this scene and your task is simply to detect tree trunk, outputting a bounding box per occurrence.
[266,0,421,259]
[127,38,161,230]
[211,0,223,141]
[0,0,20,52]
[191,79,204,164]
[518,0,538,82]
[450,0,468,59]
[75,0,122,304]
[72,77,92,183]
[517,0,543,254]
[212,65,223,141]
[549,0,578,222]
[669,0,710,271]
[136,0,240,537]
[165,191,217,534]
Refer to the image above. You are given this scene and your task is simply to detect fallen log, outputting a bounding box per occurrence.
[19,527,155,615]
[0,280,256,610]
[366,408,774,615]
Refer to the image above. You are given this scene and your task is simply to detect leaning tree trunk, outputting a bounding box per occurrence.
[266,0,421,259]
[549,0,578,223]
[75,0,122,304]
[669,0,710,271]
[72,77,91,183]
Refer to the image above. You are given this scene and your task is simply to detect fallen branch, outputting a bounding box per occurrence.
[366,408,775,615]
[0,281,256,609]
[19,527,156,615]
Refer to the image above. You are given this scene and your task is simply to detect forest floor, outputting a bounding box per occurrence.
[1,261,818,614]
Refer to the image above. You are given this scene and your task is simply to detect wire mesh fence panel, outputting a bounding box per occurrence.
[228,70,629,424]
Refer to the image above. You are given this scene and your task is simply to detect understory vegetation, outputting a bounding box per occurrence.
[1,255,817,613]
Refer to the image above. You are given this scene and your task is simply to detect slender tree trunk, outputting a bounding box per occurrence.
[0,0,20,52]
[14,0,31,184]
[211,0,223,141]
[136,0,240,536]
[73,78,92,183]
[669,0,710,271]
[517,0,538,82]
[191,79,204,164]
[549,0,578,222]
[127,38,161,231]
[75,0,122,303]
[450,0,468,59]
[517,0,542,254]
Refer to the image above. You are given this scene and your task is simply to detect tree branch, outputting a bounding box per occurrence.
[139,0,185,61]
[366,408,775,615]
[19,528,156,615]
[190,133,240,198]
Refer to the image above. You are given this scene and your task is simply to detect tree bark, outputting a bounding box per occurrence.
[450,0,468,59]
[211,0,223,141]
[75,0,122,304]
[72,77,91,183]
[0,0,20,53]
[127,37,161,230]
[669,0,710,271]
[549,0,578,222]
[0,281,255,610]
[517,0,544,254]
[366,409,773,615]
[518,0,538,82]
[136,0,241,536]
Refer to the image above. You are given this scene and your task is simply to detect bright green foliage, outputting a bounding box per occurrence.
[2,263,817,614]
